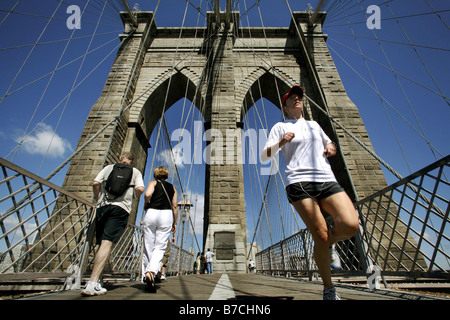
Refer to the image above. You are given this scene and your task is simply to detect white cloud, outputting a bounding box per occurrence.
[15,123,73,158]
[157,148,186,169]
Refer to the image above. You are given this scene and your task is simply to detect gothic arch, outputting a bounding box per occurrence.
[238,69,293,122]
[139,72,204,137]
[129,68,204,141]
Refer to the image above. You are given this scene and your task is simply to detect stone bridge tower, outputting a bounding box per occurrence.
[45,9,398,273]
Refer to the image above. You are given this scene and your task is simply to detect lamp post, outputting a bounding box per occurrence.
[177,194,193,275]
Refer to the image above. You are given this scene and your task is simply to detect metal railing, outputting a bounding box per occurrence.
[256,155,450,281]
[75,223,194,287]
[0,157,96,287]
[0,157,195,292]
[2,154,448,291]
[356,155,449,277]
[256,229,317,278]
[165,243,195,276]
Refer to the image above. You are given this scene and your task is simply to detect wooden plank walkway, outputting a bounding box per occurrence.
[17,273,436,301]
[6,274,446,319]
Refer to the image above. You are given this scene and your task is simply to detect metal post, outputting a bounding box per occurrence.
[225,0,231,26]
[177,194,192,275]
[178,221,185,275]
[72,207,97,290]
[214,0,221,23]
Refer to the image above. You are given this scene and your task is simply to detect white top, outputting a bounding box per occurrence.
[205,251,214,263]
[263,118,336,186]
[94,164,145,214]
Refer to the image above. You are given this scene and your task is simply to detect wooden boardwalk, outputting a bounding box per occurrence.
[17,273,437,301]
[7,273,447,319]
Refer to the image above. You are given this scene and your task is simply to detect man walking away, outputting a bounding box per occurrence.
[81,152,144,296]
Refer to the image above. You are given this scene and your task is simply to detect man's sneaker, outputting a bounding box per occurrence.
[323,286,341,300]
[330,245,342,270]
[81,281,107,296]
[160,274,166,280]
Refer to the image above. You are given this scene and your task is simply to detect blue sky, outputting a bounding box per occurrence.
[0,0,449,250]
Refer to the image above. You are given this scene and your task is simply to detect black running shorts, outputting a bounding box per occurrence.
[95,205,129,243]
[286,181,344,203]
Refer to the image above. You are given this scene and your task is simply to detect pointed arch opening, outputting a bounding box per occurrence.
[133,70,206,254]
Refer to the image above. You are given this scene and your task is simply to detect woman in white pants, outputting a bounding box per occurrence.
[142,166,178,292]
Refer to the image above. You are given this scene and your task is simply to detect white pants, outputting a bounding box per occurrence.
[142,208,173,279]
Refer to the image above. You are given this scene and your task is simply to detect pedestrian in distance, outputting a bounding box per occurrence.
[201,252,206,274]
[248,259,255,273]
[205,248,214,274]
[194,252,201,274]
[141,166,178,292]
[81,152,144,296]
[261,85,359,300]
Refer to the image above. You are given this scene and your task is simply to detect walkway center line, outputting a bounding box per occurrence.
[208,274,236,300]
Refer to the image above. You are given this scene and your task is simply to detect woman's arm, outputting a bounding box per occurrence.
[144,181,156,209]
[316,123,337,158]
[261,132,295,161]
[171,187,178,234]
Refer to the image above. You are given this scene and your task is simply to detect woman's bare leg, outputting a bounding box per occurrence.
[292,198,333,288]
[292,192,359,289]
[319,192,359,245]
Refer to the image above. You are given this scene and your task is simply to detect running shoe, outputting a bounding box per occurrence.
[323,286,341,300]
[81,281,107,296]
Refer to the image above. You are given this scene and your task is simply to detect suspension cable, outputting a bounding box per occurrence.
[38,0,110,174]
[357,0,441,162]
[339,0,412,172]
[0,0,21,28]
[325,8,450,28]
[0,2,64,108]
[5,36,125,159]
[385,2,449,108]
[326,37,449,103]
[327,42,444,158]
[424,0,449,30]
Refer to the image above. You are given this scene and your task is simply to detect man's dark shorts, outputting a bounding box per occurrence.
[286,181,344,203]
[95,205,129,243]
